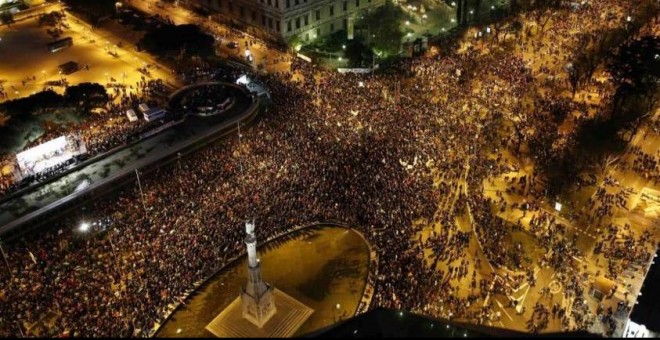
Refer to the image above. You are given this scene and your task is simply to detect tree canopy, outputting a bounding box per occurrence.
[64,83,109,113]
[608,35,660,94]
[355,1,405,56]
[0,91,63,119]
[139,24,216,57]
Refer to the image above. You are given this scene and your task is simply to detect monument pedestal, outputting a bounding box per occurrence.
[205,288,313,338]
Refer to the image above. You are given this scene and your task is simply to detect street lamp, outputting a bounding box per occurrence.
[0,238,12,278]
[79,222,91,232]
[554,202,562,212]
[41,70,46,82]
[334,303,341,322]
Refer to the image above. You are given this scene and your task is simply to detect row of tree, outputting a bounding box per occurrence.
[0,83,108,120]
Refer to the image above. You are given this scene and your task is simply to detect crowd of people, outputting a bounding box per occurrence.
[0,0,657,338]
[0,76,174,198]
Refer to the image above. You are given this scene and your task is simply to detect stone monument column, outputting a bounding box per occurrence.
[241,220,276,328]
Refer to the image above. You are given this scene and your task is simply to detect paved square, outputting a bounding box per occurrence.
[205,288,314,338]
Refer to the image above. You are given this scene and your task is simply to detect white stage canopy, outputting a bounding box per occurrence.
[16,136,73,175]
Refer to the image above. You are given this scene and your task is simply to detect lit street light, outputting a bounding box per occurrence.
[79,222,91,232]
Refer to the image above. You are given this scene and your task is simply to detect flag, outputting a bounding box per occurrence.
[28,251,37,265]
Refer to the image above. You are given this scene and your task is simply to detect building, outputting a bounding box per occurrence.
[193,0,386,42]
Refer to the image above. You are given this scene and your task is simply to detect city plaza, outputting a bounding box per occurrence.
[0,0,658,338]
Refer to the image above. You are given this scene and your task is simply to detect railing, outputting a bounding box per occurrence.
[0,84,260,240]
[146,221,379,337]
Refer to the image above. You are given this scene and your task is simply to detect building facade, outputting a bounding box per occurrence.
[194,0,386,42]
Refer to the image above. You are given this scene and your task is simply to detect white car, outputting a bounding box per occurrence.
[126,109,138,122]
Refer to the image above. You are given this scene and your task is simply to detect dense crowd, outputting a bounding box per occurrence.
[0,77,173,198]
[0,0,658,338]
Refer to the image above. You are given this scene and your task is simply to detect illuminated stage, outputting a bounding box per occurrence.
[16,135,86,177]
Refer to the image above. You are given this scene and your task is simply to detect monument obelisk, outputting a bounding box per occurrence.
[205,220,313,338]
[241,220,276,327]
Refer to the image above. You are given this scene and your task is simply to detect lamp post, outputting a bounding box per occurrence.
[0,238,12,278]
[135,169,148,217]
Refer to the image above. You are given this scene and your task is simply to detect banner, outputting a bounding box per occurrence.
[336,68,373,74]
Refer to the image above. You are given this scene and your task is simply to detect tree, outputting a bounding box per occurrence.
[608,36,660,98]
[0,91,63,119]
[139,24,215,57]
[286,33,303,51]
[355,1,404,56]
[64,83,108,113]
[62,0,116,25]
[607,35,659,120]
[0,11,14,26]
[38,11,65,28]
[502,19,522,44]
[345,40,374,68]
[490,7,509,44]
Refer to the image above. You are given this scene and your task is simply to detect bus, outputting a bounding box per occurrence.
[48,37,73,53]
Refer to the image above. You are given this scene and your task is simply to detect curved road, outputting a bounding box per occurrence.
[0,83,259,236]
